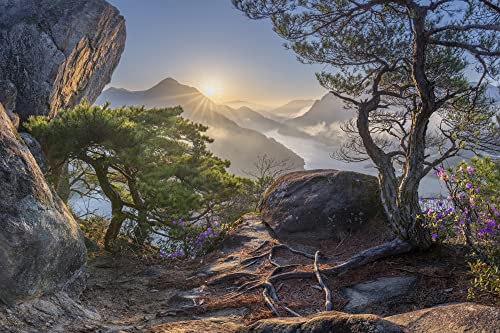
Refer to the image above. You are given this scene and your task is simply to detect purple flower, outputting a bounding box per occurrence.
[431,233,438,240]
[466,166,475,174]
[486,219,496,228]
[465,183,472,189]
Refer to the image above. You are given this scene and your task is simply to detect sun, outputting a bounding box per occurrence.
[203,85,216,97]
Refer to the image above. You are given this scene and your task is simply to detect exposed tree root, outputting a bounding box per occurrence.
[262,283,280,316]
[207,272,259,286]
[313,251,333,311]
[249,240,270,255]
[262,282,301,317]
[208,238,413,316]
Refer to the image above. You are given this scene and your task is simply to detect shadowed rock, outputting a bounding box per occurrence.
[0,0,126,122]
[260,170,392,242]
[0,104,86,305]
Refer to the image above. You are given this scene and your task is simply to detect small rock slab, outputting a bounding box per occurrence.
[342,276,418,314]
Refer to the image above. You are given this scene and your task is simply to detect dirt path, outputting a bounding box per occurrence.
[74,214,497,332]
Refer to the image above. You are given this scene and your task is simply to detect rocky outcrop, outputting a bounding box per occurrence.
[0,0,126,122]
[387,303,500,333]
[0,104,87,305]
[239,312,403,333]
[0,292,101,333]
[260,170,392,242]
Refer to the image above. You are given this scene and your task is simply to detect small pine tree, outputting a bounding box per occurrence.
[26,101,249,250]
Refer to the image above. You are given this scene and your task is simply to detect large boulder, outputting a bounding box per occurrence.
[0,104,87,305]
[239,311,403,333]
[260,170,391,242]
[0,0,126,122]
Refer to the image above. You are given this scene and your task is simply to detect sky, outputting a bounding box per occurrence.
[106,0,326,106]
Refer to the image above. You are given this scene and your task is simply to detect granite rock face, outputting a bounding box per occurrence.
[260,170,392,242]
[0,104,87,305]
[0,0,126,122]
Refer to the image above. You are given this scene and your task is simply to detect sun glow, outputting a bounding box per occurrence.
[203,85,216,97]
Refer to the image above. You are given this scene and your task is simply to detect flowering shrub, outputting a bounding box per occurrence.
[419,197,455,241]
[421,157,499,297]
[157,219,229,259]
[468,259,500,298]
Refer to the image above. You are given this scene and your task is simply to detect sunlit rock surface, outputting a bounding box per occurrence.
[387,303,500,333]
[0,0,126,122]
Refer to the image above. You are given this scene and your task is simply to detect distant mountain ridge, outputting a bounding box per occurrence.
[97,78,305,175]
[264,99,316,121]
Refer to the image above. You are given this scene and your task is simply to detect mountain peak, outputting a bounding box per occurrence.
[152,77,180,87]
[145,77,200,98]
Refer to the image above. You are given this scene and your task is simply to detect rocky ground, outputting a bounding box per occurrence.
[2,214,497,333]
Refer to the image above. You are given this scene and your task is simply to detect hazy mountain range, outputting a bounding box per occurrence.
[97,78,499,176]
[96,78,306,175]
